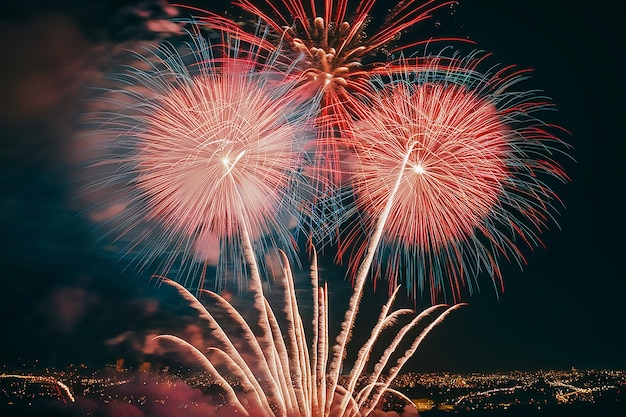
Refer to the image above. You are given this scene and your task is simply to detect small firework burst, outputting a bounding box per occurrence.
[85,29,313,291]
[198,0,457,97]
[340,54,570,302]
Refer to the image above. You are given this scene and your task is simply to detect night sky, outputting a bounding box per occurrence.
[0,0,624,374]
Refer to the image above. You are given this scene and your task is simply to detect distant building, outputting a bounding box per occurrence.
[413,398,434,411]
[115,358,125,373]
[140,362,151,373]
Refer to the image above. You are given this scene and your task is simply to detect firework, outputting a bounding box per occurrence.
[339,54,570,302]
[77,4,571,415]
[155,251,462,417]
[84,28,312,291]
[196,0,458,99]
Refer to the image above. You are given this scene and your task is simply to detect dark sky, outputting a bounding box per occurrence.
[0,0,624,374]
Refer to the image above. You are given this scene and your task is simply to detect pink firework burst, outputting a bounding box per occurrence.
[87,30,312,291]
[340,54,570,302]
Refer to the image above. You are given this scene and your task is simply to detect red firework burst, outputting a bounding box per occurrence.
[88,31,311,290]
[340,56,570,302]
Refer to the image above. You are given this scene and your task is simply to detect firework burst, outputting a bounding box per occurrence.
[196,0,458,98]
[340,53,570,302]
[84,29,312,291]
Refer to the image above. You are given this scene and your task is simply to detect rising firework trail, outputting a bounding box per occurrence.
[83,28,313,292]
[155,252,463,417]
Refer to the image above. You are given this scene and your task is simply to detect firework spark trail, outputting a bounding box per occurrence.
[146,140,447,415]
[327,134,419,416]
[156,254,460,417]
[84,27,313,292]
[339,53,570,302]
[355,303,465,416]
[153,335,249,413]
[154,279,275,413]
[337,286,410,414]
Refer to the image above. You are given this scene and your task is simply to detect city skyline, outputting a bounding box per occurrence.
[2,362,624,416]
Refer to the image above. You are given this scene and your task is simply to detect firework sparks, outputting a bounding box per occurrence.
[84,29,312,291]
[196,0,458,98]
[340,54,570,302]
[155,251,463,417]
